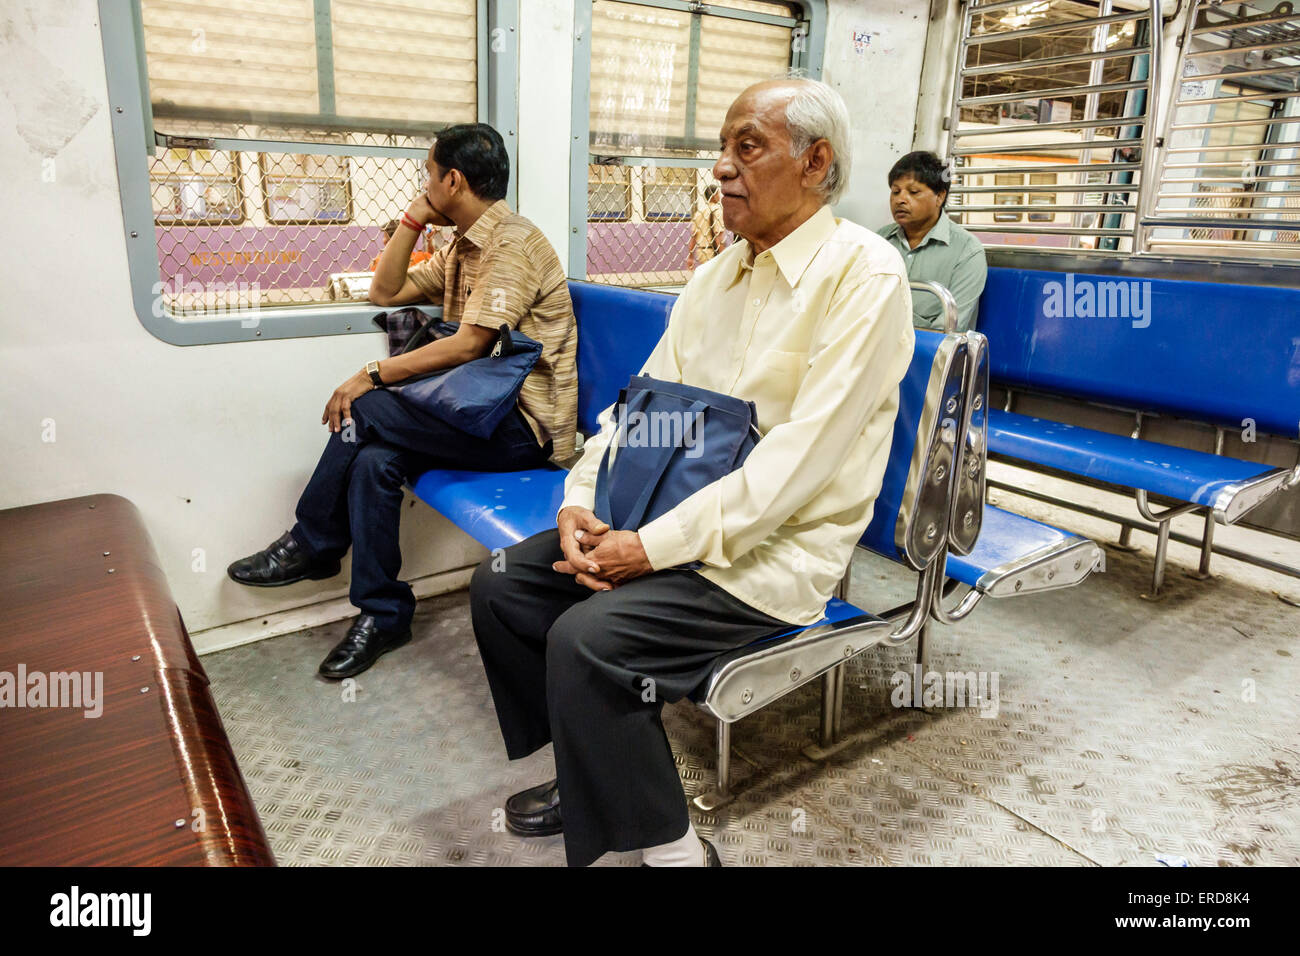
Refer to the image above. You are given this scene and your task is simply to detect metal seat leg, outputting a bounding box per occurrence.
[1142,518,1171,599]
[1188,509,1215,580]
[915,621,934,711]
[1114,524,1141,551]
[819,667,839,747]
[692,718,734,811]
[831,664,846,740]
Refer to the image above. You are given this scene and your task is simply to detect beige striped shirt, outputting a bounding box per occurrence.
[407,201,578,460]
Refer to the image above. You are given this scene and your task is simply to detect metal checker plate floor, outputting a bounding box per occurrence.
[204,534,1300,867]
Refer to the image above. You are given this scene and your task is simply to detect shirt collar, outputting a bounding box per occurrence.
[728,204,837,288]
[458,199,510,250]
[886,213,953,250]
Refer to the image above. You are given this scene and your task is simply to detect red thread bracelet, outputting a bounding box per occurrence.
[401,213,423,233]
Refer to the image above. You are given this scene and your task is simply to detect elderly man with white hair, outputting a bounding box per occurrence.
[469,77,915,866]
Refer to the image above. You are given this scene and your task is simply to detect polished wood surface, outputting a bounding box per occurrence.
[0,494,274,866]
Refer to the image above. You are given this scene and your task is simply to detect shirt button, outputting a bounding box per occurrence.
[753,298,761,306]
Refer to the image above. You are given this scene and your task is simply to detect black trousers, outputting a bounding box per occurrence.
[470,529,787,866]
[291,389,551,632]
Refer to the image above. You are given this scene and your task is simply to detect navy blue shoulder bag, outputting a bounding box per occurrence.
[594,375,761,536]
[372,308,542,439]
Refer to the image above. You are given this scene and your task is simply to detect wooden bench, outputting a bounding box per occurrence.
[0,494,274,866]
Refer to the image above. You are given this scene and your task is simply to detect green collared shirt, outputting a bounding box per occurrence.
[877,214,987,332]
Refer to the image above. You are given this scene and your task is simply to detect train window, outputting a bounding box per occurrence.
[574,0,825,286]
[993,174,1025,222]
[948,0,1155,252]
[1028,172,1058,221]
[100,0,513,345]
[1146,0,1300,261]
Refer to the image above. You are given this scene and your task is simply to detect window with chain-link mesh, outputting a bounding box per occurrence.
[138,0,477,317]
[582,0,804,288]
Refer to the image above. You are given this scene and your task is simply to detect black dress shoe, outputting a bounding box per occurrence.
[505,778,562,836]
[317,614,411,680]
[641,838,723,867]
[227,531,341,587]
[702,838,722,867]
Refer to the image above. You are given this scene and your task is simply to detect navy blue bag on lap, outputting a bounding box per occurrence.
[374,309,543,439]
[594,375,761,535]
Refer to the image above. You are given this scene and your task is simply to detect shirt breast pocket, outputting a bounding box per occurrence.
[750,350,809,417]
[754,349,809,381]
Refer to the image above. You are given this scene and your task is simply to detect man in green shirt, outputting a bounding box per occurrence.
[877,151,987,332]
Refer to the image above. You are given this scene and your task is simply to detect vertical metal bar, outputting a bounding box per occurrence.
[785,3,826,81]
[1119,524,1134,548]
[1142,1,1197,249]
[831,664,846,739]
[1102,10,1153,249]
[944,1,974,170]
[685,11,701,143]
[313,0,337,116]
[569,1,594,279]
[477,0,491,124]
[1072,0,1113,245]
[1132,0,1162,251]
[819,668,838,747]
[1151,519,1171,596]
[127,0,155,153]
[1197,510,1216,577]
[715,718,732,801]
[1195,423,1226,578]
[486,0,520,209]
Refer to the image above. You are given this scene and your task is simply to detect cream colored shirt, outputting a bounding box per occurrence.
[561,204,915,625]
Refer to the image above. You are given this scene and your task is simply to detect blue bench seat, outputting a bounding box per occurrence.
[979,266,1300,594]
[988,410,1291,524]
[410,466,564,553]
[945,504,1101,597]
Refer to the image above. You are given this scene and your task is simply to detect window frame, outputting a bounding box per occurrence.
[101,0,519,346]
[567,0,827,279]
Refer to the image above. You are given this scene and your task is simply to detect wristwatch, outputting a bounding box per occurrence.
[365,360,385,388]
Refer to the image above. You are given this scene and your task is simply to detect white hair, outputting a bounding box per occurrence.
[782,75,852,205]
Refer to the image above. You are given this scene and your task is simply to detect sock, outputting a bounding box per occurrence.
[641,821,705,867]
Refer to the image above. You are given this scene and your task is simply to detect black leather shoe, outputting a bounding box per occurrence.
[227,531,341,587]
[702,838,722,867]
[505,778,562,836]
[317,614,411,680]
[641,838,723,867]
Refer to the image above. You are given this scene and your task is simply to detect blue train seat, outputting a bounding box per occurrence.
[408,280,1103,807]
[410,280,673,548]
[945,505,1101,597]
[979,267,1300,594]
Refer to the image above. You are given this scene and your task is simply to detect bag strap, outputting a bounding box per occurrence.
[596,394,708,529]
[621,398,707,529]
[593,388,637,525]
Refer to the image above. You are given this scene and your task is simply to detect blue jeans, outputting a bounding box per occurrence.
[291,390,551,632]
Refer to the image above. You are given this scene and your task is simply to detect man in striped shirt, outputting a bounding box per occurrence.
[228,124,577,680]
